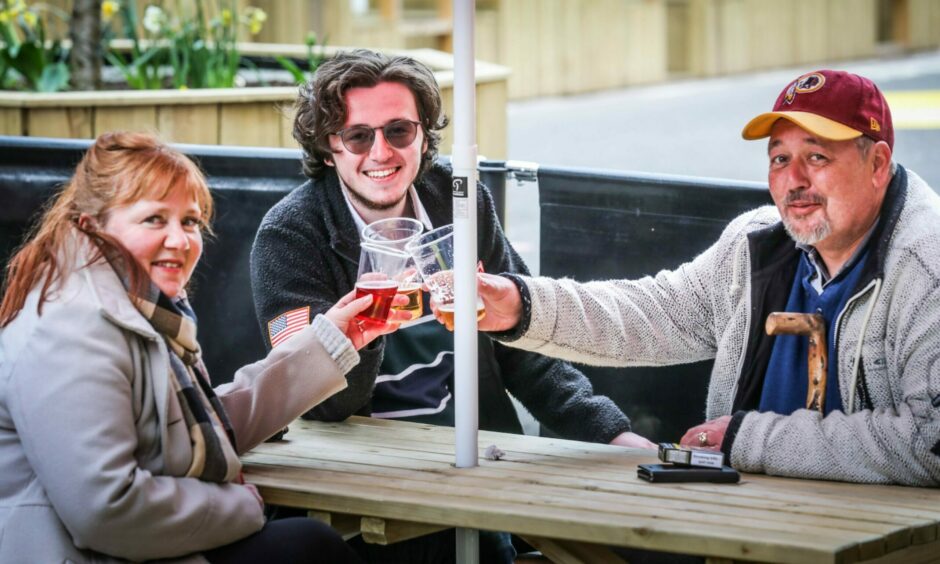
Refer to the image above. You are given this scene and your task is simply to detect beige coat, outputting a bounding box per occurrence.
[0,238,355,562]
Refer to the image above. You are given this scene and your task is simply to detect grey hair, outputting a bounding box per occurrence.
[855,136,897,175]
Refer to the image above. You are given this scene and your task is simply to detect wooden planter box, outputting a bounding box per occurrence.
[0,46,510,159]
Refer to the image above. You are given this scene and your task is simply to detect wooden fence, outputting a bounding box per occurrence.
[249,0,940,100]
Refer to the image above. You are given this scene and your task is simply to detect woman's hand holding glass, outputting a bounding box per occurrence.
[325,289,411,350]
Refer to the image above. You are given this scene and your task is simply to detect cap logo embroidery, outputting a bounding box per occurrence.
[794,73,826,94]
[784,82,797,104]
[783,73,825,104]
[870,117,881,132]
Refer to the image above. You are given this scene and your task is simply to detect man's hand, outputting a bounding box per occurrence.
[476,273,523,332]
[428,272,524,332]
[609,431,656,450]
[679,415,732,451]
[324,289,409,350]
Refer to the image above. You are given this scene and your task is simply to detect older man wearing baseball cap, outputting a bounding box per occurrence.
[467,69,940,485]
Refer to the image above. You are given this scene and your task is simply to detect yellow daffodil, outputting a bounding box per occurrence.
[8,0,25,17]
[0,10,9,24]
[21,9,36,29]
[220,8,232,27]
[101,0,120,23]
[245,6,266,35]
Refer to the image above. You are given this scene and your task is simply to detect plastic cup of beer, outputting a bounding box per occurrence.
[405,224,485,330]
[426,271,485,330]
[355,243,412,325]
[362,217,425,321]
[391,278,423,322]
[361,217,424,250]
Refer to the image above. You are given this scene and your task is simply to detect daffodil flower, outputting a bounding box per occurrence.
[220,8,232,27]
[101,0,120,23]
[245,6,266,35]
[21,9,36,30]
[8,0,26,17]
[142,5,165,34]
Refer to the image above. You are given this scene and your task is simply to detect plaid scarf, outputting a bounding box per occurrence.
[106,253,241,483]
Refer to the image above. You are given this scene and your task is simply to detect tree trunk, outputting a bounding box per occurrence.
[69,0,102,91]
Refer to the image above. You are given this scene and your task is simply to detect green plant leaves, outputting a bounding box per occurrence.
[274,55,305,85]
[36,61,68,92]
[2,41,69,92]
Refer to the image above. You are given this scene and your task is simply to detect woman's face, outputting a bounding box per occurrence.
[101,188,204,298]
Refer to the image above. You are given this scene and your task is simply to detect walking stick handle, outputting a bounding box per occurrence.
[765,312,828,413]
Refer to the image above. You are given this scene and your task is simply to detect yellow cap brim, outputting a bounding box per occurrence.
[741,111,863,141]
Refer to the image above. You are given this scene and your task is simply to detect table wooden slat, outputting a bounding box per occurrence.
[243,417,940,564]
[520,535,627,564]
[360,516,448,545]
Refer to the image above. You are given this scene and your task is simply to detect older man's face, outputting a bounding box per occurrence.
[767,119,887,257]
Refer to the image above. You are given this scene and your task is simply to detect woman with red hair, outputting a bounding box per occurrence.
[0,132,395,563]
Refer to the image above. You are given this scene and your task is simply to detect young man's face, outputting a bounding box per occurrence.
[767,119,889,258]
[327,81,428,219]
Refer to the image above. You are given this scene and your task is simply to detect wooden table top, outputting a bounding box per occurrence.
[241,416,940,564]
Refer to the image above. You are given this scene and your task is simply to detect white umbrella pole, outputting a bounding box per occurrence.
[451,0,478,471]
[451,0,479,561]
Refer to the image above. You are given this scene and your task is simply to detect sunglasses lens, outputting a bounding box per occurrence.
[342,127,374,154]
[340,121,418,154]
[384,120,418,149]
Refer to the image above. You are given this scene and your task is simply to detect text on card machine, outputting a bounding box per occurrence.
[658,443,725,469]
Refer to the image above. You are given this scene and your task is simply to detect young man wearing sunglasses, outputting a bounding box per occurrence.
[250,49,653,562]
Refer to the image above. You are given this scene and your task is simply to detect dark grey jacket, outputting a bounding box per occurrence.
[250,163,631,441]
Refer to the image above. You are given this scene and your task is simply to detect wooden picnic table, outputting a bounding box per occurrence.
[241,416,940,564]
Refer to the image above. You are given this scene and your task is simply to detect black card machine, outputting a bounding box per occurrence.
[637,463,740,483]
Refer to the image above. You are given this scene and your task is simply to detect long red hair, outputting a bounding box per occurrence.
[0,132,214,326]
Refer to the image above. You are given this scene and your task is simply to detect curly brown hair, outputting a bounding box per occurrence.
[292,49,449,180]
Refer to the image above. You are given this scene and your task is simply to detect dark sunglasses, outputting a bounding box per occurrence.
[333,119,421,155]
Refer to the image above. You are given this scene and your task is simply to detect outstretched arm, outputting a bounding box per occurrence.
[251,220,385,421]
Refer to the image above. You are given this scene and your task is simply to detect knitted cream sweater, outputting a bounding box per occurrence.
[511,169,940,486]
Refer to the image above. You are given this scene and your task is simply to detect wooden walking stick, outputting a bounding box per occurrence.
[765,312,827,413]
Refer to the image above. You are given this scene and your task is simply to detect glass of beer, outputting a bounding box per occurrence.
[355,243,412,325]
[405,224,486,330]
[362,218,425,322]
[361,217,424,249]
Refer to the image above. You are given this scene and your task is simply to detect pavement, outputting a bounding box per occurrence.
[502,49,940,273]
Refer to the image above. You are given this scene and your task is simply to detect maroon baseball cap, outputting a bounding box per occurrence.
[742,70,893,149]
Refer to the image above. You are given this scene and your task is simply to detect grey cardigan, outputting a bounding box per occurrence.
[509,167,940,486]
[0,237,356,562]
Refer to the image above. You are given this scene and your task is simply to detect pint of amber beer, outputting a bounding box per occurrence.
[354,279,400,324]
[406,226,487,328]
[362,217,425,322]
[355,244,411,325]
[394,282,424,321]
[435,300,486,331]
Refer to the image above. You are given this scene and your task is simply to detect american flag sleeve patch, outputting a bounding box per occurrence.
[267,306,311,348]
